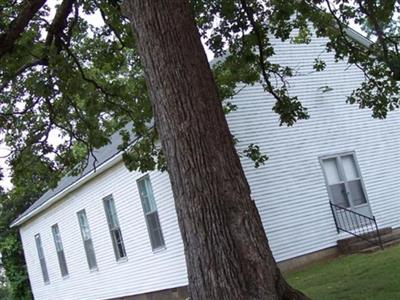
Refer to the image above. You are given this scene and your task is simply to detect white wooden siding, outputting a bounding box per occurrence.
[20,34,400,299]
[20,165,188,300]
[227,35,400,261]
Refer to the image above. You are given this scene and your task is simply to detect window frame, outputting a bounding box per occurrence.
[34,233,50,284]
[102,195,127,261]
[51,224,69,278]
[319,151,370,209]
[77,209,98,271]
[137,175,166,251]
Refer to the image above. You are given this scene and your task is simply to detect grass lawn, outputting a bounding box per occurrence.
[286,245,400,300]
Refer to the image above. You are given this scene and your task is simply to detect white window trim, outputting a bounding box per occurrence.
[34,233,50,284]
[51,224,69,278]
[137,175,166,252]
[103,195,127,261]
[319,151,370,210]
[77,209,98,271]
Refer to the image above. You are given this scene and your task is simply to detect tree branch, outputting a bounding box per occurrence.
[63,44,118,96]
[355,0,400,79]
[94,0,126,49]
[45,0,75,51]
[0,58,48,91]
[239,0,283,102]
[324,0,372,81]
[65,2,79,48]
[0,0,47,59]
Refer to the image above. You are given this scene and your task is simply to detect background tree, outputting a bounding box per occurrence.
[0,0,399,299]
[0,149,62,299]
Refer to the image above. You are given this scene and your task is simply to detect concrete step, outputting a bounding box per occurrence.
[337,227,392,250]
[347,229,400,253]
[359,239,400,254]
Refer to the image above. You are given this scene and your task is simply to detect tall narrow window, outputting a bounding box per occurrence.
[321,152,372,218]
[137,176,165,250]
[103,195,127,260]
[77,210,98,270]
[35,234,49,284]
[321,157,350,208]
[51,224,69,277]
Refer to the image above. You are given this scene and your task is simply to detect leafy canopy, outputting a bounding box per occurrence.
[0,0,399,175]
[0,147,62,299]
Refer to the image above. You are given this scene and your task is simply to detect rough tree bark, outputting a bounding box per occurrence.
[122,1,309,299]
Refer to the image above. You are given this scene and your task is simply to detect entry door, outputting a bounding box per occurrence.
[321,153,372,225]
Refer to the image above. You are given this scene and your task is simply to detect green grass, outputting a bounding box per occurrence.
[286,245,400,300]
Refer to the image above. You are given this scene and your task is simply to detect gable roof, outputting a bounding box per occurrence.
[10,125,134,228]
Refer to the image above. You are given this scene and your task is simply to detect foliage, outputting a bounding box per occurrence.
[0,0,153,173]
[0,240,11,300]
[0,0,399,296]
[0,149,62,299]
[298,0,400,119]
[287,245,400,300]
[0,285,11,300]
[242,144,268,168]
[0,0,399,174]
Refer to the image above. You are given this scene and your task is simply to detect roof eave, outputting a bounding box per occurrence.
[345,27,372,48]
[10,151,124,228]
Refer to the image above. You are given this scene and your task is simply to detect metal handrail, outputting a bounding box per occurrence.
[330,202,383,250]
[330,202,376,220]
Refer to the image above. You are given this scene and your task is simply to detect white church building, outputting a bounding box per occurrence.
[11,29,400,300]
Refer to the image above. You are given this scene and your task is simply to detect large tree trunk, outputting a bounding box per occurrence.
[122,1,309,299]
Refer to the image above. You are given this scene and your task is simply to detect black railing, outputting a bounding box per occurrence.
[330,202,383,250]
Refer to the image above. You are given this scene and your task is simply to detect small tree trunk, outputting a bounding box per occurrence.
[122,1,309,299]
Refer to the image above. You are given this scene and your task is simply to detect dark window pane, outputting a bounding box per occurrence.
[39,258,49,283]
[35,234,49,283]
[52,224,69,277]
[147,211,160,230]
[77,210,98,270]
[84,239,97,270]
[151,228,165,249]
[137,177,165,250]
[111,228,126,259]
[329,183,350,207]
[146,212,165,249]
[57,251,69,277]
[103,196,126,260]
[348,179,367,206]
